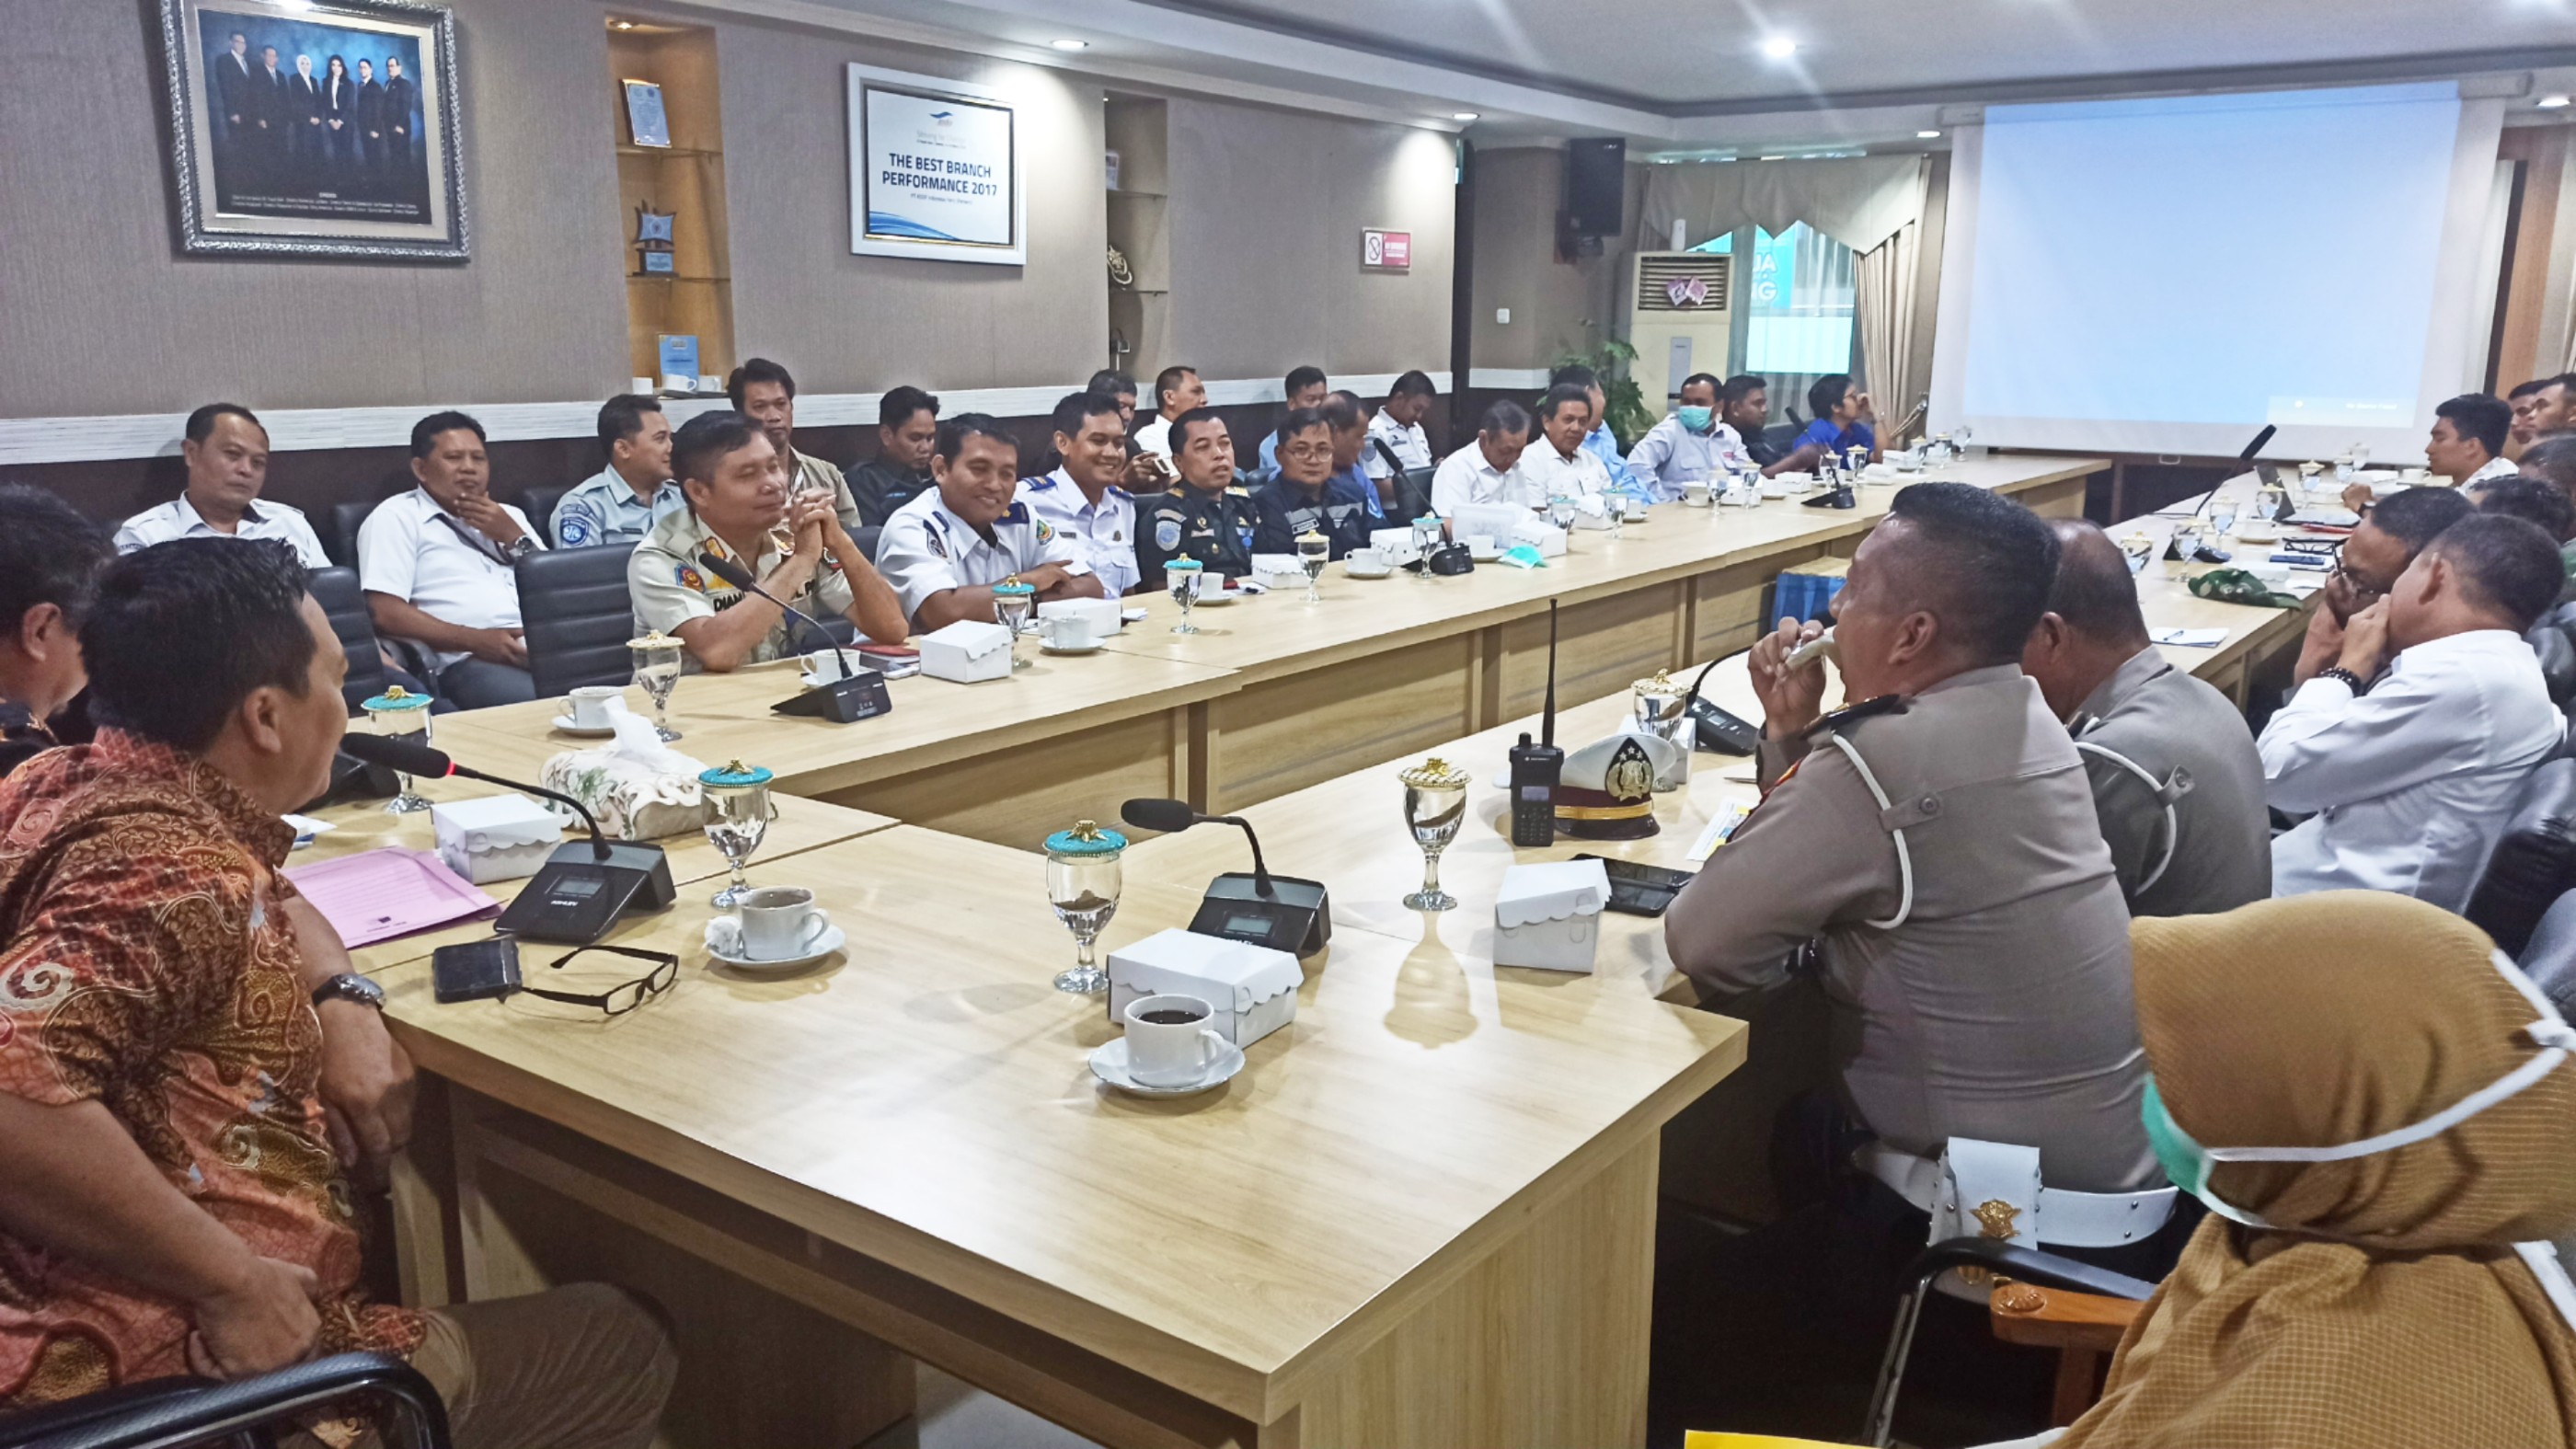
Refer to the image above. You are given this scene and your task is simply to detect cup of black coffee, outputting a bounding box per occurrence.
[1122,993,1222,1086]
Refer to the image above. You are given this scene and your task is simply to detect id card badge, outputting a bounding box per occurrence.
[1237,523,1255,555]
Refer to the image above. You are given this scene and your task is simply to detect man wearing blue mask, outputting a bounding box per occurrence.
[1626,374,1745,500]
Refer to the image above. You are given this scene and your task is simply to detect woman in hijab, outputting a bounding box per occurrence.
[2057,891,2576,1447]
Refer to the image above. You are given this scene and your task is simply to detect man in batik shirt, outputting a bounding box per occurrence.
[0,540,673,1449]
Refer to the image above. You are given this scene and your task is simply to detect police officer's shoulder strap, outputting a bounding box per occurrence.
[1802,693,1908,740]
[1808,694,1920,931]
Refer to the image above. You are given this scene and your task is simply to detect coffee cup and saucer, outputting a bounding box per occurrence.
[554,685,623,735]
[1089,993,1245,1096]
[706,886,845,972]
[1038,615,1102,655]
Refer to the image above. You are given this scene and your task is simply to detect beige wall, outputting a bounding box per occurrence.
[0,0,628,418]
[1164,99,1456,381]
[1466,147,1635,373]
[0,0,1451,431]
[719,26,1107,395]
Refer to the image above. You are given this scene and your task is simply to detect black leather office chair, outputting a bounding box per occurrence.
[2464,757,2576,957]
[517,485,569,543]
[515,545,638,698]
[327,499,379,569]
[855,523,885,566]
[2530,604,2576,707]
[307,566,391,713]
[1862,1237,2155,1446]
[2519,890,2576,1020]
[1388,466,1436,522]
[0,1351,450,1449]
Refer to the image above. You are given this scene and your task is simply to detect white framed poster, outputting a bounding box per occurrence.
[847,63,1023,265]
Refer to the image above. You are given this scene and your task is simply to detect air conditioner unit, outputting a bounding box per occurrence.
[1627,251,1734,410]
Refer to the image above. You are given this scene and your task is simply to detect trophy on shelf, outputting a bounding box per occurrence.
[635,202,676,276]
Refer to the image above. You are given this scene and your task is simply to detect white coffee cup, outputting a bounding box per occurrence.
[1346,547,1390,574]
[568,685,622,729]
[804,649,855,684]
[1122,993,1225,1087]
[735,886,831,960]
[1039,615,1096,650]
[1683,479,1712,506]
[1465,535,1497,555]
[2402,466,2428,483]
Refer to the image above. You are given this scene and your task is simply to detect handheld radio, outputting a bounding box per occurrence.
[1508,602,1565,846]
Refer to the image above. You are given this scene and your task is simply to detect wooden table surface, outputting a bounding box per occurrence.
[375,825,1745,1433]
[297,773,894,974]
[1094,455,2104,679]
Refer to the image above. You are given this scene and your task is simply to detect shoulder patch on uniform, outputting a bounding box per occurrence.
[1155,518,1182,550]
[675,564,707,592]
[1034,517,1056,544]
[558,511,593,546]
[926,528,949,560]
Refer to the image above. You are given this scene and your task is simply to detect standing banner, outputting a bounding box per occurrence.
[848,64,1023,265]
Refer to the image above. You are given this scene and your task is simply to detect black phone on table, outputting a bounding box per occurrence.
[432,938,521,1004]
[1571,854,1696,917]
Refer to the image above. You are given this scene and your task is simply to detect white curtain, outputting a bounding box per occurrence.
[1639,155,1927,257]
[1857,222,1923,444]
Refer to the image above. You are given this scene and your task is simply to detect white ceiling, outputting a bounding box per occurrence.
[715,0,2576,150]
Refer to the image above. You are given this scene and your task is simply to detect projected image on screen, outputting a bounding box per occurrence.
[1938,84,2496,458]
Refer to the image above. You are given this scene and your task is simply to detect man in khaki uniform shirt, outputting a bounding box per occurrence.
[729,356,863,535]
[1665,483,2159,1197]
[628,411,907,673]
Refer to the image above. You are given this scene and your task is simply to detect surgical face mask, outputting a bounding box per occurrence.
[2141,948,2576,1230]
[1676,405,1715,433]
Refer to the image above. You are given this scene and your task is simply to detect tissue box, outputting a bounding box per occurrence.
[431,793,563,884]
[921,619,1014,683]
[1107,927,1301,1048]
[1037,597,1121,639]
[540,751,707,841]
[1493,858,1611,973]
[1448,503,1528,550]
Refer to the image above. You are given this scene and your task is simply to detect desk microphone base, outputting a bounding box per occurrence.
[773,672,892,723]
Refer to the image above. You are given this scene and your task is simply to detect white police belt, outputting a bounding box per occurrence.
[1859,1140,2178,1250]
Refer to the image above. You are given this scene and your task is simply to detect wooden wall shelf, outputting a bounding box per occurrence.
[610,22,733,385]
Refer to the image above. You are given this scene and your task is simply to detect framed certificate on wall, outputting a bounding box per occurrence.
[846,63,1024,266]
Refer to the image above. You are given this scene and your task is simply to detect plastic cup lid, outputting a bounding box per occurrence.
[361,687,430,713]
[1043,819,1128,856]
[1165,555,1203,571]
[698,760,774,788]
[993,577,1037,597]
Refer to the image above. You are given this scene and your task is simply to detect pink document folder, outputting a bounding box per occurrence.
[284,848,502,948]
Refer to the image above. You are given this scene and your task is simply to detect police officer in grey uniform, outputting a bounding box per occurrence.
[1665,484,2164,1211]
[2022,520,2271,916]
[1136,408,1257,588]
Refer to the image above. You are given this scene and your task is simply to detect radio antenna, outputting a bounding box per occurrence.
[1541,601,1558,748]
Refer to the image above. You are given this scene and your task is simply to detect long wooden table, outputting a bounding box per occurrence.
[367,827,1742,1449]
[421,456,2103,849]
[331,453,2354,1449]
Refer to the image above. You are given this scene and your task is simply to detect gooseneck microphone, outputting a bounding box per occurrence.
[694,548,892,724]
[337,734,614,861]
[696,548,853,679]
[1121,797,1278,898]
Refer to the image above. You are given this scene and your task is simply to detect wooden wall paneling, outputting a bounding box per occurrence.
[1199,635,1478,813]
[2499,128,2570,391]
[826,707,1190,848]
[1486,583,1686,726]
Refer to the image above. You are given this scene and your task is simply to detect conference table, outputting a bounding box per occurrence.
[316,455,2323,1449]
[426,454,2101,850]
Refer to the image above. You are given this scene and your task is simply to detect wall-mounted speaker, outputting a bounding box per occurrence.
[1565,138,1627,236]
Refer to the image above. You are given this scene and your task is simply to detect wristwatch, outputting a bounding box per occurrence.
[2315,666,2366,693]
[312,972,386,1010]
[501,535,538,561]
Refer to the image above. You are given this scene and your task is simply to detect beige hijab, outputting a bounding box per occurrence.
[2064,891,2576,1449]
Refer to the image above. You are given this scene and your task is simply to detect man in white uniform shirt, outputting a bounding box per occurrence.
[1625,374,1746,501]
[1515,385,1615,505]
[1018,391,1139,597]
[115,404,328,568]
[1363,371,1439,510]
[1430,399,1537,516]
[1131,364,1207,461]
[876,414,1104,632]
[2261,512,2565,911]
[357,410,543,708]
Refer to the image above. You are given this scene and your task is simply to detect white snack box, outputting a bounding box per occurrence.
[1448,504,1528,552]
[1107,927,1302,1048]
[920,619,1015,683]
[1367,527,1424,567]
[431,793,563,885]
[1492,858,1612,973]
[1508,519,1570,558]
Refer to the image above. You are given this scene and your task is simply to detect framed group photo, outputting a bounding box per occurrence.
[158,0,468,259]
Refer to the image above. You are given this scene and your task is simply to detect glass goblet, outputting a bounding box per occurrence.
[1043,820,1127,994]
[2209,501,2239,539]
[1297,530,1330,604]
[992,579,1036,670]
[1167,557,1204,635]
[628,632,684,742]
[362,686,433,814]
[699,761,774,908]
[1398,756,1470,912]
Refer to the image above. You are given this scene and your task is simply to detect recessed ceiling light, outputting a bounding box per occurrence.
[1917,129,1941,139]
[1451,111,1480,121]
[2542,95,2573,109]
[612,17,634,28]
[1758,155,1786,161]
[1050,38,1089,50]
[1760,36,1798,60]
